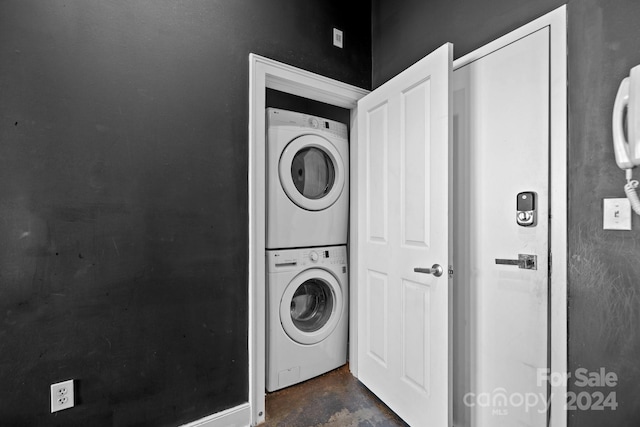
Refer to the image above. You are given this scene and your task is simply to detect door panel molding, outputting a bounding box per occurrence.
[356,42,452,427]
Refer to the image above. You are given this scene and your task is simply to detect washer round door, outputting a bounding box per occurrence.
[280,268,343,345]
[279,134,346,211]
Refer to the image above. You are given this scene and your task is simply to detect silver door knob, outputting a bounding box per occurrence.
[414,264,444,277]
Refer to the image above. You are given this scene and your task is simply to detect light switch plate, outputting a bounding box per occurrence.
[333,28,343,48]
[603,198,632,230]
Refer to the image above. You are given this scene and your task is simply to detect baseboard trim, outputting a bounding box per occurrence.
[180,403,251,427]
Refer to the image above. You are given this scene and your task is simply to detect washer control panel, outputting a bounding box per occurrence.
[302,247,345,266]
[267,245,347,270]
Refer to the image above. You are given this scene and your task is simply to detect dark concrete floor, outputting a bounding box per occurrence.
[263,364,409,427]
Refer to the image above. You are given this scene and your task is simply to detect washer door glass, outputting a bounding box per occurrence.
[290,148,336,200]
[279,134,346,211]
[290,279,334,332]
[280,268,343,345]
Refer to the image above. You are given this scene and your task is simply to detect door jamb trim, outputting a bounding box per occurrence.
[248,53,368,425]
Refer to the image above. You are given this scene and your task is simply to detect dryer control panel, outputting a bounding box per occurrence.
[267,108,348,139]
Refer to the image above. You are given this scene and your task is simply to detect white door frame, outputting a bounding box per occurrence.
[247,6,566,427]
[248,54,369,425]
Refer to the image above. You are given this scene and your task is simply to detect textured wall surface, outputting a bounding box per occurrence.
[0,1,370,425]
[372,0,640,425]
[567,2,640,425]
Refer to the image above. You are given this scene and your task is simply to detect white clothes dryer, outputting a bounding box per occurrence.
[266,108,349,249]
[266,245,348,392]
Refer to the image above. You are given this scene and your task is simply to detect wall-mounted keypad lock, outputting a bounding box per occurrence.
[516,191,537,227]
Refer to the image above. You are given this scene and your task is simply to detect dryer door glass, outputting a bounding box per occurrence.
[290,279,334,333]
[279,134,345,211]
[290,147,336,200]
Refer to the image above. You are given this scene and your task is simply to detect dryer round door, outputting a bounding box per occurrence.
[279,134,346,211]
[280,268,343,345]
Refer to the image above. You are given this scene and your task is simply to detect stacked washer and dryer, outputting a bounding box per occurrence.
[265,108,350,392]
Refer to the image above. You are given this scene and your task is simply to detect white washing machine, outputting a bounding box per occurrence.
[266,245,348,392]
[266,108,349,249]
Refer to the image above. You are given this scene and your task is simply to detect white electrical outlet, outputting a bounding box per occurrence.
[333,28,343,48]
[50,379,74,413]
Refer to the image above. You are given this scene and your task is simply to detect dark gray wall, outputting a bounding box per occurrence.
[567,2,640,426]
[372,0,640,426]
[372,0,565,87]
[0,1,370,425]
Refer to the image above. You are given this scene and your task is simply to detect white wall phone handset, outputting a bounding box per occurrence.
[613,64,640,216]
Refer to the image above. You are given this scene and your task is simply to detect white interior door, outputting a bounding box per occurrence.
[356,43,452,427]
[452,28,550,427]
